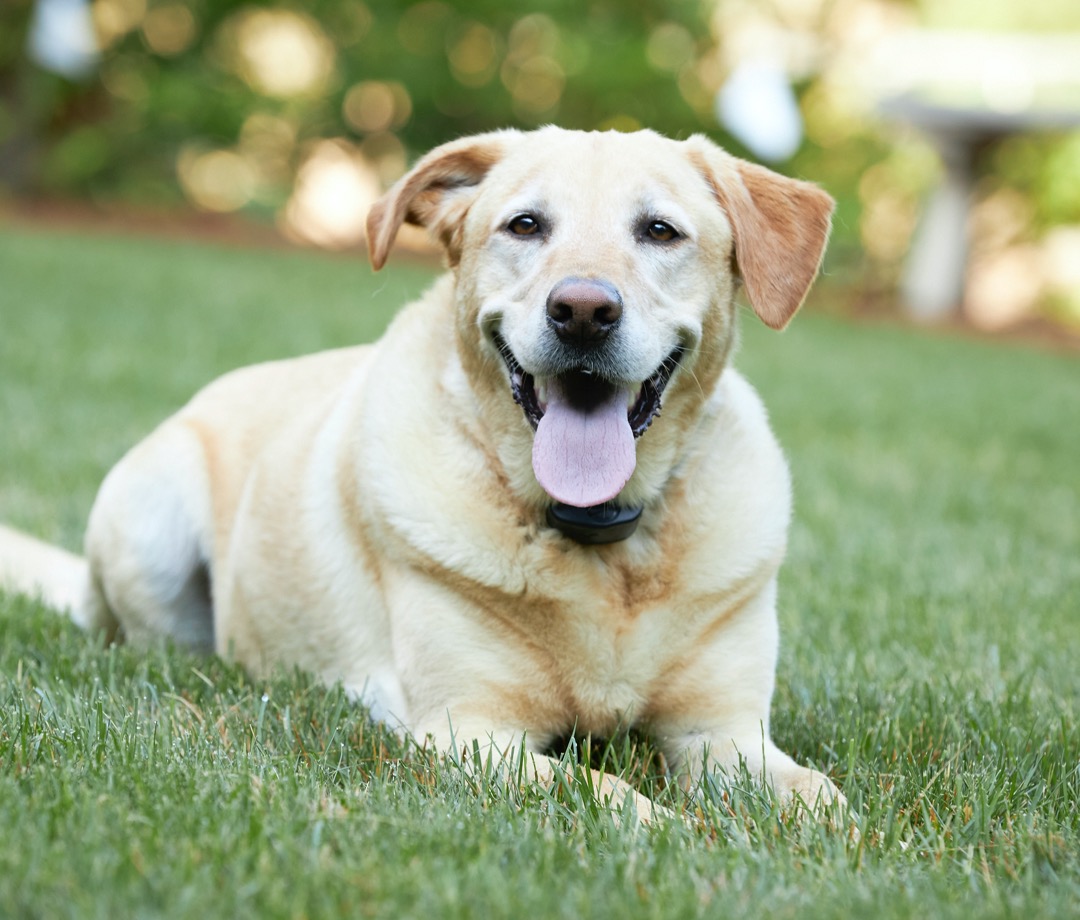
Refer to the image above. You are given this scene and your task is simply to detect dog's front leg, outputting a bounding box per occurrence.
[664,729,846,814]
[648,583,847,816]
[534,757,677,827]
[411,716,675,826]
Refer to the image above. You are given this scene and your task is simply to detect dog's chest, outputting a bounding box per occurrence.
[520,548,688,733]
[544,598,686,736]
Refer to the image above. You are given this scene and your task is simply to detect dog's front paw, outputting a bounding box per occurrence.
[776,766,846,812]
[772,766,860,838]
[586,771,680,828]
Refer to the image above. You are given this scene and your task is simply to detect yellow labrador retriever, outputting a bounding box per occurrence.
[1,127,842,819]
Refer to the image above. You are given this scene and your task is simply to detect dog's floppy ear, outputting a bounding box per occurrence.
[367,130,519,270]
[686,136,834,330]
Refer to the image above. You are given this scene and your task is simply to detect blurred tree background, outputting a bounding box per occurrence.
[2,0,1079,329]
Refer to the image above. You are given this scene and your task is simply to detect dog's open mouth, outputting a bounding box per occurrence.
[493,333,682,508]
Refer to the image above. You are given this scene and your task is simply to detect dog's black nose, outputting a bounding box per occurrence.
[546,277,623,347]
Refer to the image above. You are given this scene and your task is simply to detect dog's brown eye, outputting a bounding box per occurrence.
[645,220,679,242]
[508,214,541,236]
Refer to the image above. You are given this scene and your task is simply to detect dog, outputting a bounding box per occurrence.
[1,127,843,821]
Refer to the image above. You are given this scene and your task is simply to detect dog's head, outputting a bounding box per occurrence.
[368,128,833,510]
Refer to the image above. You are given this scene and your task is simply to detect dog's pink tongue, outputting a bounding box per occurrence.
[532,382,636,508]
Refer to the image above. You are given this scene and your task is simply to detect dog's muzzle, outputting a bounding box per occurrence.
[493,328,681,508]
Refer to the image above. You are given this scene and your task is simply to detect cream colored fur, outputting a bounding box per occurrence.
[0,127,844,821]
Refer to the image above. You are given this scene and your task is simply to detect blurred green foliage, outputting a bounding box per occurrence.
[0,0,721,205]
[1,0,1079,324]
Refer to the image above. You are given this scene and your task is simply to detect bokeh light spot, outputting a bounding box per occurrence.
[343,81,411,135]
[448,22,499,88]
[280,140,380,249]
[222,9,336,99]
[141,3,195,57]
[92,0,147,48]
[177,147,257,212]
[646,23,695,73]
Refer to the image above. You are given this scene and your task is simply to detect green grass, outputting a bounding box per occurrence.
[1,224,1078,918]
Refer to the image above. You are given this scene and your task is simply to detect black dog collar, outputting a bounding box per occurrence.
[546,502,642,545]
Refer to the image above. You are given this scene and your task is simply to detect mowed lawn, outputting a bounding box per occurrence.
[1,225,1078,919]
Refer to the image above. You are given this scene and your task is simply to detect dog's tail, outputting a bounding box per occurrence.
[0,523,98,627]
